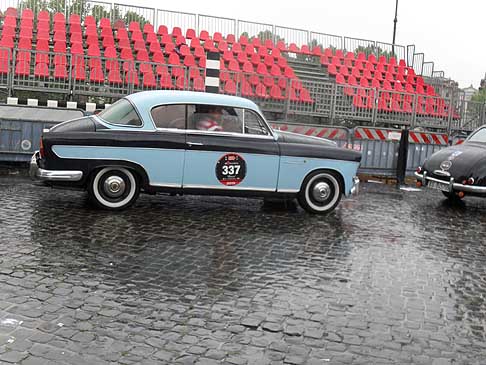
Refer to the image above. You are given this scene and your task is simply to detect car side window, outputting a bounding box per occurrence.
[151,104,186,129]
[98,99,142,127]
[240,109,270,136]
[187,104,242,133]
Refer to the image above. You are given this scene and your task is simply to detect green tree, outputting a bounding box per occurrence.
[471,89,486,103]
[354,45,393,60]
[120,10,149,28]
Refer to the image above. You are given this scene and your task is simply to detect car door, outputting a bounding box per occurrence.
[183,104,280,192]
[148,103,187,188]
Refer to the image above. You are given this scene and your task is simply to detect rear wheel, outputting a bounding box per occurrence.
[298,170,342,214]
[88,167,140,210]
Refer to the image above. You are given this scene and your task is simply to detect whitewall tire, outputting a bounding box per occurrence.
[298,171,342,214]
[88,167,140,210]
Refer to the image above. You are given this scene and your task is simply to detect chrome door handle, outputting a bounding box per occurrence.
[187,142,204,146]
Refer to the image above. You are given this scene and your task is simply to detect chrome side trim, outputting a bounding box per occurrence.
[276,188,300,193]
[415,171,486,193]
[150,182,181,188]
[183,184,275,192]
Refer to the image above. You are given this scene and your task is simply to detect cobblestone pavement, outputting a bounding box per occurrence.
[0,177,486,364]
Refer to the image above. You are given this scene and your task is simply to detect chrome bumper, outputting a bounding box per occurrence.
[350,176,360,195]
[415,171,486,194]
[29,152,83,182]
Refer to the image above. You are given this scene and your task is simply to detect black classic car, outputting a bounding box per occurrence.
[416,126,486,201]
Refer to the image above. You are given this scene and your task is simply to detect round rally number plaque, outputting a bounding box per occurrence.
[215,153,247,186]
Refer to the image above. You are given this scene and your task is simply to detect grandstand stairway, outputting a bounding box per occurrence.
[285,57,331,83]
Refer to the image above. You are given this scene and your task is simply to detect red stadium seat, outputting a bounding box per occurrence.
[137,49,149,62]
[15,60,30,76]
[194,76,205,91]
[108,68,122,84]
[34,50,49,64]
[71,43,84,55]
[256,63,268,75]
[255,83,267,98]
[87,45,101,57]
[143,70,157,88]
[241,79,254,97]
[158,25,168,36]
[226,34,236,44]
[89,58,102,70]
[104,46,117,58]
[125,70,139,86]
[18,38,32,50]
[175,75,185,89]
[52,54,67,67]
[159,72,173,89]
[270,85,285,100]
[183,55,196,67]
[242,61,253,73]
[213,32,223,43]
[54,42,67,53]
[300,89,313,103]
[34,62,49,77]
[120,48,134,60]
[185,28,196,39]
[224,79,237,95]
[227,59,239,72]
[199,30,210,41]
[90,67,104,83]
[172,27,182,37]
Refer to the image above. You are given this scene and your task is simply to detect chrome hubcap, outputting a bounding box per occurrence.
[103,176,126,198]
[312,182,331,202]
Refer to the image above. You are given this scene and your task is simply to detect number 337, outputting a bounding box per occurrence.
[222,164,241,176]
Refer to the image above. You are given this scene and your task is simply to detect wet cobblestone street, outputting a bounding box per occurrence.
[1,177,486,364]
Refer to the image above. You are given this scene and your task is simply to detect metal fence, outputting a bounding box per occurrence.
[0,0,439,71]
[1,47,479,132]
[271,123,453,177]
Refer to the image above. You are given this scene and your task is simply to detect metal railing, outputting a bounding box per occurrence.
[0,0,441,76]
[1,48,481,132]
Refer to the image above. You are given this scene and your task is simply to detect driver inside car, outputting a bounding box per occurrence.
[196,105,224,132]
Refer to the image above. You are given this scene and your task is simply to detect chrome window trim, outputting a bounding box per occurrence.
[144,102,274,138]
[184,129,275,140]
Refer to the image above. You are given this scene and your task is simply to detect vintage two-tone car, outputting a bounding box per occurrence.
[416,126,486,201]
[30,91,361,213]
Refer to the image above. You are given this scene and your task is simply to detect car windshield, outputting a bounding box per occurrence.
[98,99,142,127]
[468,128,486,143]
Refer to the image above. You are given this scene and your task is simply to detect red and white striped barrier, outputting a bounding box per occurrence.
[408,131,448,145]
[353,127,401,141]
[271,123,348,140]
[354,127,449,145]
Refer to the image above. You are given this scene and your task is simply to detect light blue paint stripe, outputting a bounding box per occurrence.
[183,151,279,190]
[277,157,360,196]
[52,145,184,187]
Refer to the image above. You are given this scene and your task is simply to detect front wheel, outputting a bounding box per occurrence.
[88,167,140,210]
[298,171,342,214]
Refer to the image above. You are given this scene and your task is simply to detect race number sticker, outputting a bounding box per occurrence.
[215,153,246,186]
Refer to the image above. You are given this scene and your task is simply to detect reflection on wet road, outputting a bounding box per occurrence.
[0,177,485,364]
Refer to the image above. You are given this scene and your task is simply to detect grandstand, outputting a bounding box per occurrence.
[0,2,482,132]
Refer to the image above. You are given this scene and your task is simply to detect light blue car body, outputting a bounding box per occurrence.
[52,91,360,196]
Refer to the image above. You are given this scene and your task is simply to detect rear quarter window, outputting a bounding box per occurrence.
[98,99,142,127]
